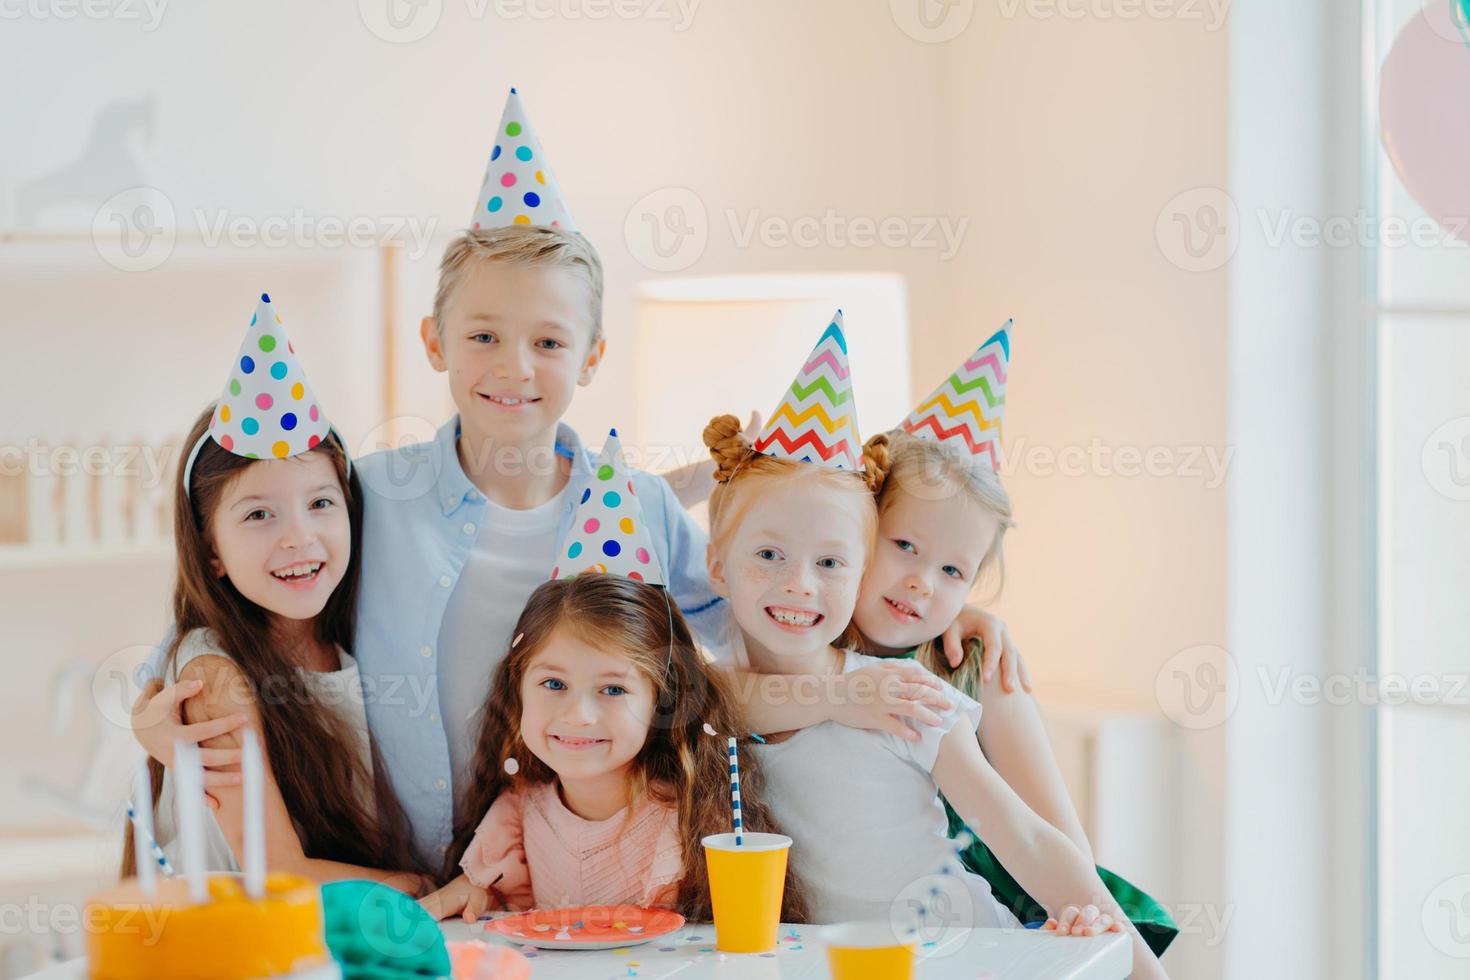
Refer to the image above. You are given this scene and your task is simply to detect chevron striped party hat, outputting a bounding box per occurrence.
[551,429,666,585]
[471,87,576,232]
[901,319,1012,471]
[752,310,863,471]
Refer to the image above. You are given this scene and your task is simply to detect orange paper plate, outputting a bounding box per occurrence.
[483,905,686,950]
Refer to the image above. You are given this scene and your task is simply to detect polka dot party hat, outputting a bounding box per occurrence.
[752,310,864,471]
[471,87,576,233]
[550,429,666,586]
[900,318,1012,471]
[183,293,336,493]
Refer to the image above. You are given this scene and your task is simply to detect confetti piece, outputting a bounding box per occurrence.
[504,757,520,775]
[628,926,643,933]
[702,723,718,737]
[511,632,524,647]
[749,732,767,743]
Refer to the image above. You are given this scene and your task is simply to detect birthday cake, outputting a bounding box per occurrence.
[85,873,337,980]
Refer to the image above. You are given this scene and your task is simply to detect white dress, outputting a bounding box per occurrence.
[752,650,1021,928]
[153,628,371,873]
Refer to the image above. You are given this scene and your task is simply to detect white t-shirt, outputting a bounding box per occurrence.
[436,487,569,793]
[753,650,1019,928]
[154,628,369,873]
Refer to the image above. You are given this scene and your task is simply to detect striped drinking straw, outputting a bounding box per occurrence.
[728,736,743,846]
[126,802,176,877]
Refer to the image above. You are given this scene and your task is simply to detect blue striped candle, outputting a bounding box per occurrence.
[728,736,742,846]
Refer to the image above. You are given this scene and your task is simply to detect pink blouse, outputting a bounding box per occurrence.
[460,781,684,910]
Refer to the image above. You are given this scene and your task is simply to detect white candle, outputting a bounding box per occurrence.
[173,740,209,903]
[131,759,157,896]
[242,729,266,898]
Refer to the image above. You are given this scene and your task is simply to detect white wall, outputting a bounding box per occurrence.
[1,3,1237,974]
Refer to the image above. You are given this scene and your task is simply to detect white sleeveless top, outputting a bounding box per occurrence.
[152,628,371,873]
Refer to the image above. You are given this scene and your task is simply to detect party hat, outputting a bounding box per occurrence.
[471,87,576,232]
[752,311,863,471]
[183,294,336,493]
[551,429,666,585]
[900,319,1012,471]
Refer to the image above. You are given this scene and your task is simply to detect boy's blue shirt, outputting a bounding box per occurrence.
[144,416,730,868]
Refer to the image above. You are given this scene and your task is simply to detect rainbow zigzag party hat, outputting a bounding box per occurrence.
[752,310,863,471]
[900,319,1012,471]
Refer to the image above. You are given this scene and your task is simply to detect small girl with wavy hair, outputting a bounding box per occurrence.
[422,435,804,923]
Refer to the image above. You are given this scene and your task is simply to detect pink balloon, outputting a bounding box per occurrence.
[1379,0,1470,243]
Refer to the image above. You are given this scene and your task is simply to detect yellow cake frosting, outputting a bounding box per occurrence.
[86,872,332,980]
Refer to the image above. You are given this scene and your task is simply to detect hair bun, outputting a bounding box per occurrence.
[861,432,892,493]
[703,415,753,484]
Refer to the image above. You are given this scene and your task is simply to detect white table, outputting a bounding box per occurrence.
[22,919,1130,978]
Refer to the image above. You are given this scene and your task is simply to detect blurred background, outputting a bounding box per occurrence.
[1,0,1468,976]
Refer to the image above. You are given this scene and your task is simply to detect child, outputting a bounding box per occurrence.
[851,323,1177,962]
[702,313,1131,943]
[132,90,724,868]
[421,435,804,922]
[123,294,423,892]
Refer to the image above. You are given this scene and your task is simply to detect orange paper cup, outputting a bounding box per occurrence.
[701,832,791,953]
[821,921,919,980]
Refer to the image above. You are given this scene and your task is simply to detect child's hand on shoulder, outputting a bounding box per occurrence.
[419,873,493,923]
[941,604,1032,693]
[130,678,248,808]
[831,660,955,742]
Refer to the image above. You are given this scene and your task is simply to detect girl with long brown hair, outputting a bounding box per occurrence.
[122,294,422,891]
[422,432,805,923]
